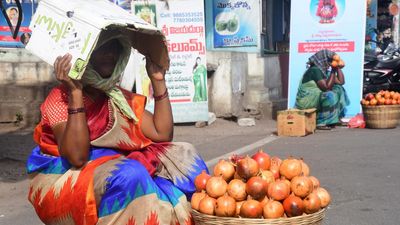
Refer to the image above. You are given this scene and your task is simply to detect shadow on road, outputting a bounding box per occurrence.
[0,126,36,183]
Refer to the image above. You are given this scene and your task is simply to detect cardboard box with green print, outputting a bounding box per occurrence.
[26,0,169,80]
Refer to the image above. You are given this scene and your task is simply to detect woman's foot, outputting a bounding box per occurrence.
[328,124,336,129]
[317,125,331,130]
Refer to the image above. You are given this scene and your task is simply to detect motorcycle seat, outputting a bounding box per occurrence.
[375,58,400,69]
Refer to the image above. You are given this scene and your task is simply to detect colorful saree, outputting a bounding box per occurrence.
[295,80,349,126]
[27,85,208,225]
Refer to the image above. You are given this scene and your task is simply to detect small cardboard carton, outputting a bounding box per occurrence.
[277,108,316,137]
[26,0,169,80]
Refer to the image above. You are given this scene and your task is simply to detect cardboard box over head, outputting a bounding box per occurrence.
[26,0,169,80]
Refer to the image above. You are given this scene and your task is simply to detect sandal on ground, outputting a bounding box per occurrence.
[317,125,331,130]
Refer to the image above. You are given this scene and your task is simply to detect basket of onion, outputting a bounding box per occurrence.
[191,150,330,225]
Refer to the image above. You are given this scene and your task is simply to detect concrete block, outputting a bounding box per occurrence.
[208,112,216,125]
[238,117,256,127]
[195,121,207,128]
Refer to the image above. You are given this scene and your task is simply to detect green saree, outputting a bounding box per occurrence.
[295,73,349,126]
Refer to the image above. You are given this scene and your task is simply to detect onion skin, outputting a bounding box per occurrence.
[260,170,275,185]
[252,150,271,170]
[283,195,304,217]
[236,201,245,216]
[259,196,270,207]
[206,176,228,198]
[270,156,282,179]
[198,195,217,215]
[191,191,206,211]
[214,160,235,182]
[227,179,247,201]
[215,195,237,217]
[279,176,291,189]
[263,200,285,219]
[246,176,268,200]
[237,156,259,180]
[300,159,310,176]
[309,176,320,190]
[315,187,331,208]
[290,175,313,198]
[194,170,211,192]
[267,180,290,201]
[280,158,302,180]
[239,199,263,218]
[303,192,321,214]
[233,171,243,180]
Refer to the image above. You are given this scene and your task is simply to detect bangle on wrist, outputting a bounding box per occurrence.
[68,107,85,114]
[153,89,169,102]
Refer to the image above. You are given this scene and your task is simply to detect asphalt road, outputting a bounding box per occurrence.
[243,127,400,225]
[1,120,399,225]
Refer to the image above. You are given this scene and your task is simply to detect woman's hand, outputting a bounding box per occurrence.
[145,56,166,81]
[54,54,82,91]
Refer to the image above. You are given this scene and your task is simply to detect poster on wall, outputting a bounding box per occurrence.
[288,0,367,118]
[131,0,208,123]
[212,0,259,48]
[0,0,37,48]
[365,0,378,52]
[109,0,131,10]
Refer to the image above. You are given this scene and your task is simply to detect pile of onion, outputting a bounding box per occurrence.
[191,151,331,220]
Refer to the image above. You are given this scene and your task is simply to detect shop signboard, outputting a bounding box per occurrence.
[288,0,367,117]
[0,0,37,48]
[212,0,259,48]
[131,0,208,123]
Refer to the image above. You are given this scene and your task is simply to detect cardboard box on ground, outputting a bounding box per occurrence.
[277,109,316,137]
[26,0,169,80]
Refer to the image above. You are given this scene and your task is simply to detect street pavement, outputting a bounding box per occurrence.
[0,119,399,225]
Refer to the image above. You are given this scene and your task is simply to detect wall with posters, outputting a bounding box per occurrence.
[288,0,367,117]
[129,0,208,123]
[0,0,37,48]
[205,0,261,52]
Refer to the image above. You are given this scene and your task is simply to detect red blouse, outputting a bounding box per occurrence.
[34,85,152,156]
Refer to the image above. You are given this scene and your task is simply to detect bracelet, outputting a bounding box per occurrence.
[68,107,85,114]
[153,89,169,101]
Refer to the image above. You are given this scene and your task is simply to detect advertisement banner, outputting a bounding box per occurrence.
[132,1,208,123]
[212,0,259,48]
[288,0,367,117]
[0,0,37,48]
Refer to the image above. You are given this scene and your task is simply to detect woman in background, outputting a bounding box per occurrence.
[295,49,349,130]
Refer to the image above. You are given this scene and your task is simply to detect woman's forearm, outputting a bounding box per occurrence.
[336,68,345,85]
[151,79,174,141]
[60,89,90,167]
[326,70,336,90]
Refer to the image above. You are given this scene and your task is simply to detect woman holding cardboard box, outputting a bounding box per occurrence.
[26,31,207,225]
[295,49,349,130]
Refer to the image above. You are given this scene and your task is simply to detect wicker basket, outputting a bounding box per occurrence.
[192,208,326,225]
[362,105,400,129]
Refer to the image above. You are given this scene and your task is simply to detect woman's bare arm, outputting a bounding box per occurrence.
[52,54,90,168]
[316,69,336,91]
[141,58,173,142]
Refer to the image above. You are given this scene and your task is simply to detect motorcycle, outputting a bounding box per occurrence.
[363,42,400,94]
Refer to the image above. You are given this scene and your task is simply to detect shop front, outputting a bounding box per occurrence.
[204,0,290,119]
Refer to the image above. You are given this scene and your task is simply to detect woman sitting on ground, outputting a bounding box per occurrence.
[27,31,207,225]
[295,49,349,130]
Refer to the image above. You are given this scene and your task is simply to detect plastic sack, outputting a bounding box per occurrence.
[347,113,366,128]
